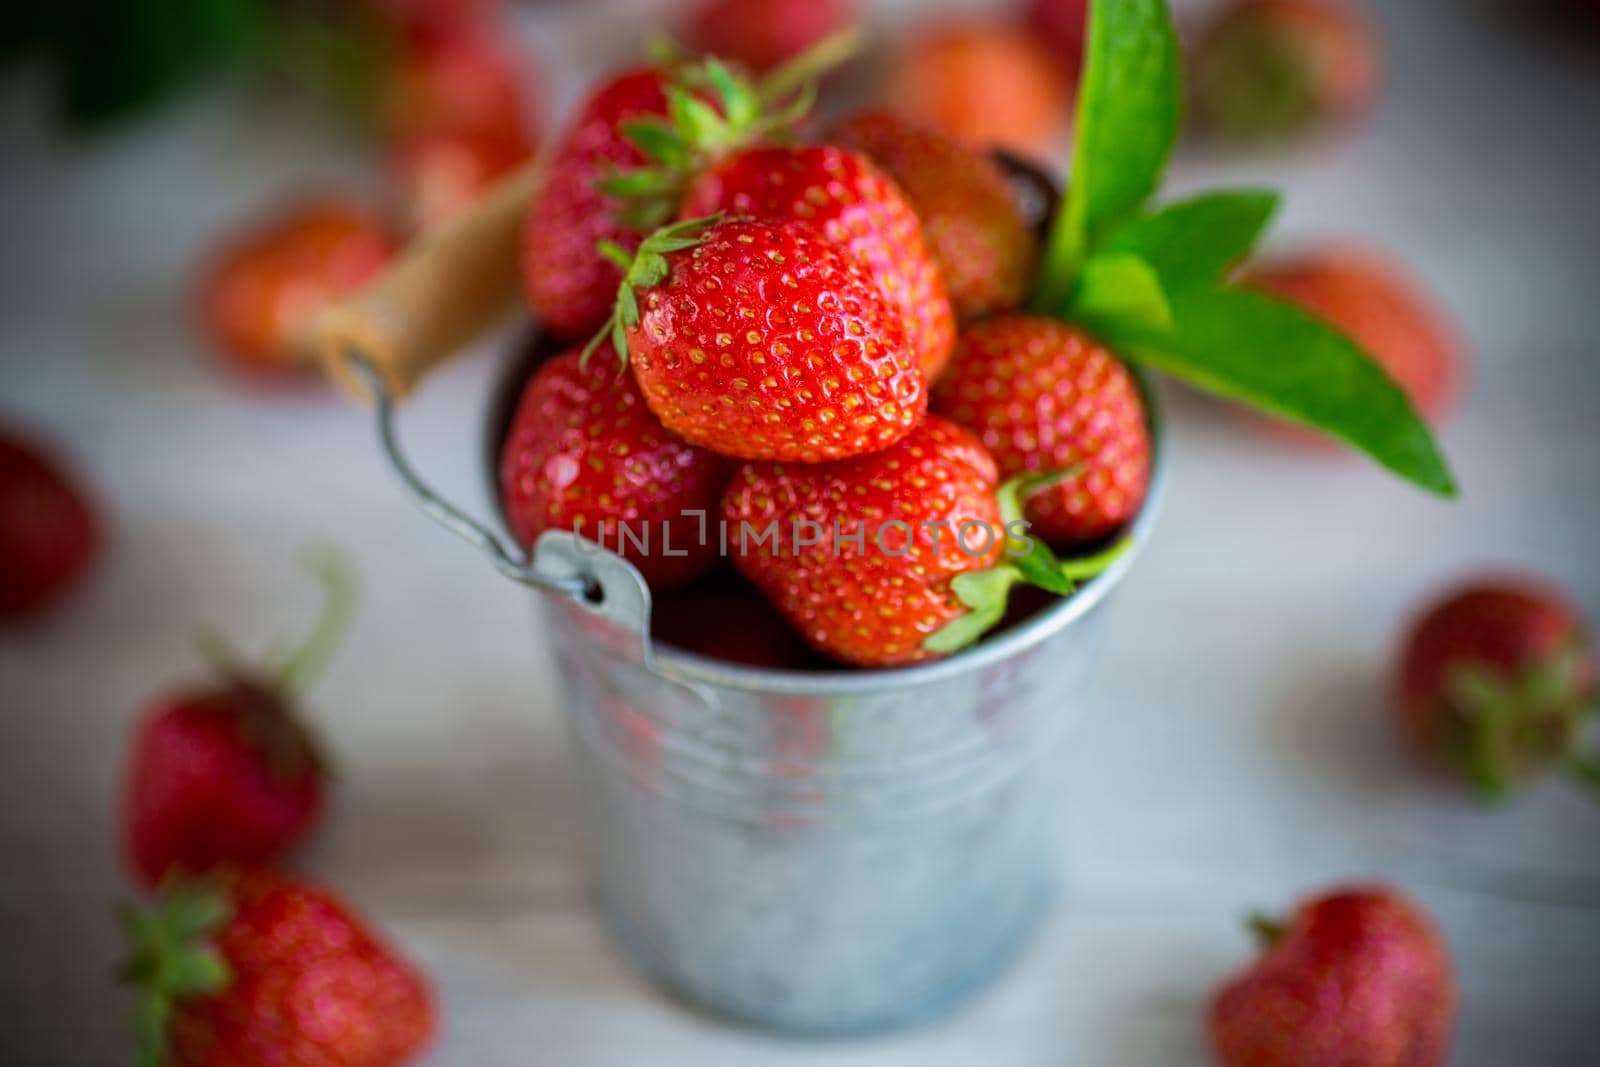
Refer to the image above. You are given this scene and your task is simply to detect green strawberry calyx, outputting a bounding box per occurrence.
[599,29,862,230]
[584,214,723,368]
[1026,0,1455,497]
[925,470,1133,655]
[1441,640,1599,803]
[120,878,234,1067]
[193,548,355,782]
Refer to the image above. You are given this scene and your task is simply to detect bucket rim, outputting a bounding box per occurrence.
[487,337,1168,696]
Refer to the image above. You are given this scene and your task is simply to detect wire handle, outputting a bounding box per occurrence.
[350,352,589,600]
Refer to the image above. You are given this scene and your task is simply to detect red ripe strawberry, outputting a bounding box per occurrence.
[498,344,729,589]
[830,109,1038,321]
[1210,885,1456,1067]
[680,144,956,380]
[0,424,99,622]
[684,0,855,75]
[884,19,1071,160]
[933,315,1150,547]
[1396,577,1597,800]
[520,68,674,339]
[1248,249,1462,427]
[362,0,498,38]
[723,416,1015,668]
[197,198,397,378]
[122,555,354,887]
[608,216,925,463]
[1195,0,1380,143]
[393,122,533,232]
[384,30,533,144]
[122,869,435,1067]
[1025,0,1089,77]
[651,571,821,669]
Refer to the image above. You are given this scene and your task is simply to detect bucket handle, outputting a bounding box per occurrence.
[345,352,593,600]
[312,156,548,403]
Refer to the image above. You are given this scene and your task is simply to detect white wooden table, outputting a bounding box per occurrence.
[2,1,1597,1063]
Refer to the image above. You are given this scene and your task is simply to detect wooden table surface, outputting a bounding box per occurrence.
[2,1,1597,1063]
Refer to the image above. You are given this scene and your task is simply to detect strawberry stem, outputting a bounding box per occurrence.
[757,27,865,104]
[1248,913,1287,947]
[277,547,357,693]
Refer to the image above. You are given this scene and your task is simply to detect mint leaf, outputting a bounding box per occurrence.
[1102,286,1457,496]
[1106,190,1280,285]
[1069,252,1172,333]
[1034,0,1181,309]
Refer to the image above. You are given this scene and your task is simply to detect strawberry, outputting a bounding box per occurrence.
[679,144,956,380]
[522,43,856,339]
[1025,0,1089,78]
[0,424,99,622]
[393,121,533,232]
[498,344,730,590]
[602,216,925,463]
[719,415,1097,668]
[383,29,533,145]
[196,197,397,378]
[122,554,354,887]
[684,0,855,75]
[1396,577,1598,801]
[1210,885,1456,1067]
[122,869,435,1067]
[933,315,1150,547]
[651,570,821,669]
[1194,0,1380,144]
[1247,248,1462,427]
[361,0,497,38]
[830,109,1038,321]
[884,19,1071,160]
[722,416,1005,667]
[520,67,675,339]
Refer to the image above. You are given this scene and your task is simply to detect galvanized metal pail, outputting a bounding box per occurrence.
[317,151,1165,1035]
[352,340,1165,1036]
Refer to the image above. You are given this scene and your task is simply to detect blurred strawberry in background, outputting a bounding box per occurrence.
[122,553,354,886]
[196,197,397,380]
[1397,577,1597,801]
[382,29,539,229]
[684,0,856,74]
[1193,0,1380,145]
[359,0,503,36]
[0,425,100,623]
[1024,0,1088,80]
[383,29,533,142]
[831,109,1040,321]
[1246,247,1464,433]
[1210,885,1456,1067]
[884,18,1071,160]
[391,122,534,230]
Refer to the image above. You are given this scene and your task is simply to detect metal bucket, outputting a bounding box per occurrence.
[354,335,1166,1035]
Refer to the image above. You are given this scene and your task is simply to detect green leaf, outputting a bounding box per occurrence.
[1106,189,1280,285]
[1102,285,1457,496]
[1034,0,1181,309]
[1068,251,1173,333]
[55,0,265,127]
